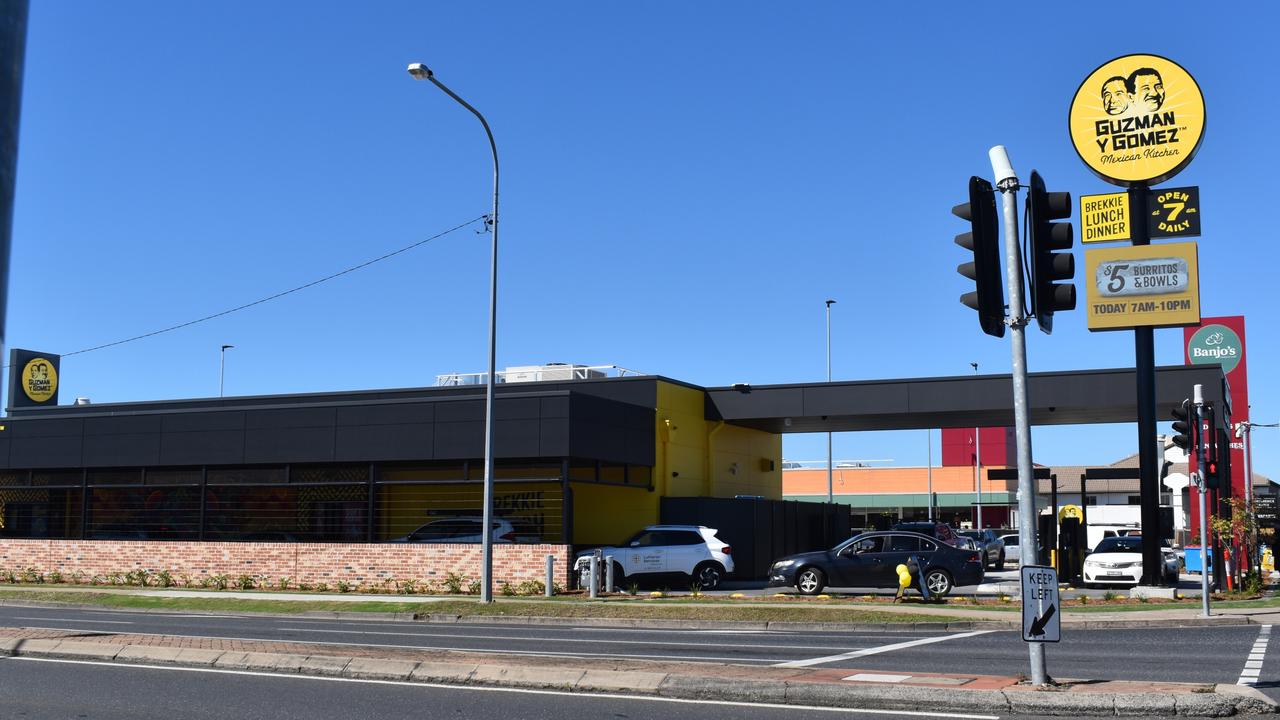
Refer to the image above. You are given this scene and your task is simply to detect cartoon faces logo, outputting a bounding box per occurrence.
[1069,54,1205,187]
[1187,324,1242,374]
[20,358,58,403]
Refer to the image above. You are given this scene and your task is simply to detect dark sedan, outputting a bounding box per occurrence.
[766,531,984,597]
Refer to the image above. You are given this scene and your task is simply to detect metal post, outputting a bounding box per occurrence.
[972,363,983,529]
[587,555,598,600]
[826,299,835,503]
[927,428,934,522]
[605,555,615,593]
[1240,423,1255,571]
[409,64,500,603]
[1194,384,1211,616]
[0,0,26,366]
[544,554,554,598]
[989,145,1047,685]
[219,344,233,397]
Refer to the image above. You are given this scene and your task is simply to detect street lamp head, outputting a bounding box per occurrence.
[221,344,234,351]
[825,299,836,307]
[970,362,979,372]
[407,63,433,81]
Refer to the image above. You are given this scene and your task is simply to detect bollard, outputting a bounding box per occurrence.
[605,555,615,593]
[545,554,555,598]
[588,555,599,599]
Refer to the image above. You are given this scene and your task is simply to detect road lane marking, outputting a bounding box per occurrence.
[12,617,133,624]
[273,626,859,652]
[1238,625,1270,686]
[5,657,1000,719]
[773,630,998,668]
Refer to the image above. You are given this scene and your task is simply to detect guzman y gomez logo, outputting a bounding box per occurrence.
[1187,324,1242,374]
[1069,54,1205,187]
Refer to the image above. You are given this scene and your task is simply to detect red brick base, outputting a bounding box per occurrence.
[0,540,572,591]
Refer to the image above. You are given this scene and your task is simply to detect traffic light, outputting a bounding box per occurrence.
[1170,399,1195,453]
[1026,170,1076,334]
[953,176,1004,338]
[1201,405,1220,490]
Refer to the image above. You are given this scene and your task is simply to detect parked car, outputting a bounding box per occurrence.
[1082,536,1179,587]
[766,530,984,597]
[959,529,1006,570]
[388,517,518,544]
[573,525,733,590]
[890,521,964,547]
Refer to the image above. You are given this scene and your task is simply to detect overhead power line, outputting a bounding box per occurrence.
[57,214,487,359]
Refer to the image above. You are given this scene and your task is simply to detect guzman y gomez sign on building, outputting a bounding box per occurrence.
[1069,54,1206,187]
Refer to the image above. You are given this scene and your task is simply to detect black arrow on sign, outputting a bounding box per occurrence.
[1029,604,1056,637]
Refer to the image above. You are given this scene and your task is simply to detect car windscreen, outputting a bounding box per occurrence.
[1094,537,1143,553]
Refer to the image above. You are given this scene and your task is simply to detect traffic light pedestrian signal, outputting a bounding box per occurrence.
[953,176,1004,338]
[1170,399,1194,452]
[1026,171,1076,334]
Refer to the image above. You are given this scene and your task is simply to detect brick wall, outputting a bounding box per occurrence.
[0,540,573,588]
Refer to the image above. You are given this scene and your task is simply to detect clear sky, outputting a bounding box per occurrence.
[9,3,1279,477]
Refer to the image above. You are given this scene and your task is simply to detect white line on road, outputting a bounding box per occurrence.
[4,656,1000,719]
[273,626,862,653]
[774,630,998,668]
[1238,624,1270,686]
[12,616,133,624]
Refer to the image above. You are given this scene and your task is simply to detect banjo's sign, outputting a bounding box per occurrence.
[1069,54,1205,187]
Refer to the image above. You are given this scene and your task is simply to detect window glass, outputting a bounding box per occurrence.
[0,488,83,538]
[630,531,661,547]
[849,536,884,554]
[668,531,704,546]
[919,538,939,552]
[886,535,921,552]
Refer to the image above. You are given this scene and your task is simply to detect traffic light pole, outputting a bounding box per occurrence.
[1194,384,1211,617]
[990,146,1048,686]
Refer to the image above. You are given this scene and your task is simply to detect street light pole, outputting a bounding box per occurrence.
[409,63,500,603]
[971,362,983,529]
[826,299,836,504]
[219,345,233,397]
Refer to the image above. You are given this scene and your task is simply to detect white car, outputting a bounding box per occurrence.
[574,525,733,590]
[1083,536,1179,586]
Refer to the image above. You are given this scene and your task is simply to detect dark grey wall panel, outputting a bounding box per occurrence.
[82,433,161,467]
[433,421,484,458]
[9,436,82,467]
[245,407,336,430]
[8,417,83,438]
[84,415,163,436]
[538,419,570,457]
[495,397,543,420]
[493,418,543,457]
[245,427,335,464]
[162,412,246,433]
[335,424,432,462]
[159,431,245,466]
[435,400,485,423]
[336,403,434,427]
[539,396,570,418]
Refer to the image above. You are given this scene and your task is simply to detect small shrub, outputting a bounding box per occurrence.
[314,582,329,593]
[442,572,466,594]
[1,569,16,584]
[277,576,291,591]
[1102,591,1119,601]
[625,582,640,596]
[208,574,229,590]
[46,571,63,584]
[466,580,481,595]
[179,574,194,588]
[1138,595,1150,603]
[516,579,546,596]
[124,569,149,587]
[398,578,418,595]
[236,574,256,591]
[154,570,174,588]
[68,571,84,584]
[21,567,42,584]
[1243,570,1263,596]
[499,581,517,597]
[689,582,703,597]
[1077,594,1089,605]
[336,580,352,593]
[89,574,105,586]
[297,582,313,592]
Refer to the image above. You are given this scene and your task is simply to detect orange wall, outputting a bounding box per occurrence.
[783,466,1012,495]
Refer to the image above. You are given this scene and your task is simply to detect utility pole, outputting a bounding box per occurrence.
[826,299,835,504]
[1193,385,1211,616]
[989,145,1048,685]
[0,0,27,365]
[927,428,934,522]
[971,362,982,529]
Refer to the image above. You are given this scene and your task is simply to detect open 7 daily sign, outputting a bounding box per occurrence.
[1085,241,1201,330]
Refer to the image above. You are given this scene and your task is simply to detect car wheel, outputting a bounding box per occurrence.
[692,562,724,591]
[994,553,1005,572]
[924,568,953,597]
[612,562,626,591]
[796,567,826,596]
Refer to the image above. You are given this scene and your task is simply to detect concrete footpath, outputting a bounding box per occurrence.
[0,625,1274,717]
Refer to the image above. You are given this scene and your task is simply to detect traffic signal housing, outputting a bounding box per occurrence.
[1171,399,1195,453]
[1202,406,1219,490]
[1027,171,1076,334]
[953,176,1004,338]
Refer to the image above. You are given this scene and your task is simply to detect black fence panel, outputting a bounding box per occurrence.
[660,497,853,579]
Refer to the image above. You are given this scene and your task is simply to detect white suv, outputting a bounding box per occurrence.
[574,525,733,590]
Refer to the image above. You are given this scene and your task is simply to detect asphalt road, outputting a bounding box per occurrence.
[0,604,1268,689]
[0,655,1046,720]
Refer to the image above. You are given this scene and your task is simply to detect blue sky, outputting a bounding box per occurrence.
[9,3,1279,477]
